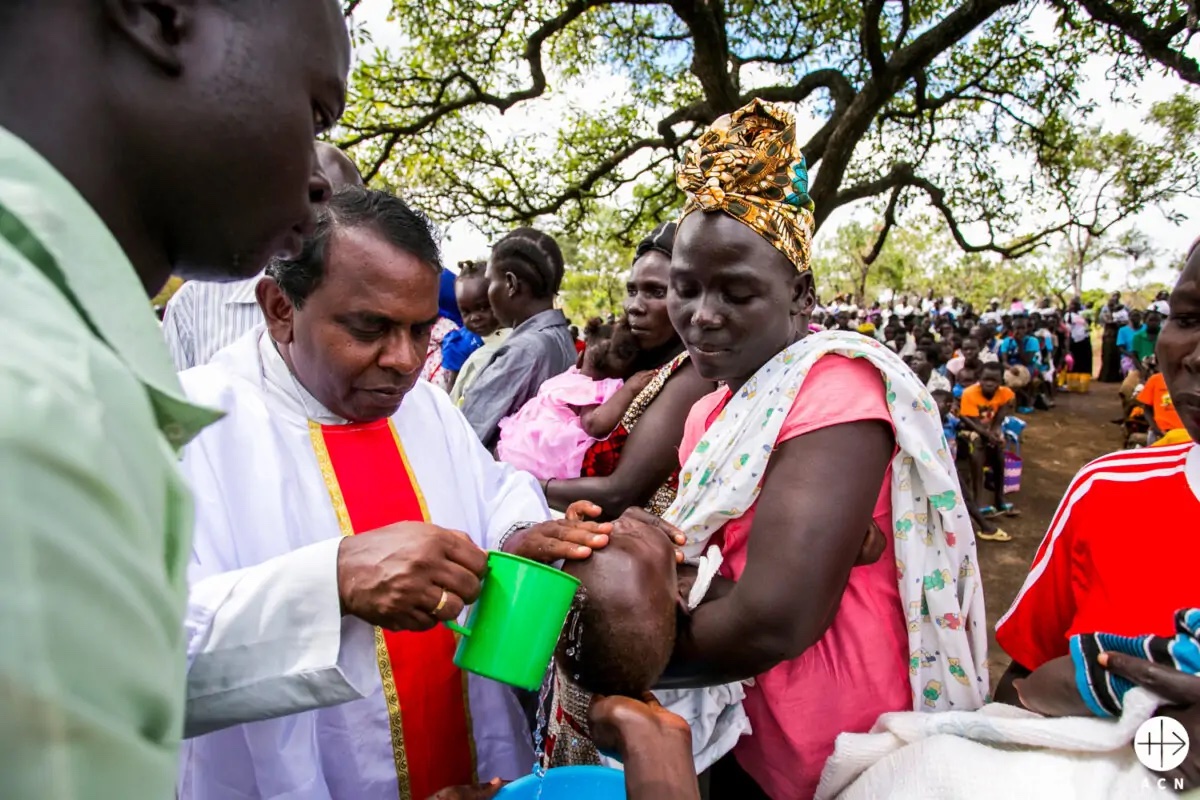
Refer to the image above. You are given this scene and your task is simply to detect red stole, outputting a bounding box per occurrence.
[310,418,475,800]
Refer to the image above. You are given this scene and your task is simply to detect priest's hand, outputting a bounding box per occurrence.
[501,501,612,562]
[337,522,488,631]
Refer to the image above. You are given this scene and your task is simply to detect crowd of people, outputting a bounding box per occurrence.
[2,4,1199,800]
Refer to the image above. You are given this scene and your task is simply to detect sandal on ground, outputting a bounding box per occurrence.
[977,529,1012,542]
[980,506,1002,518]
[1001,503,1021,517]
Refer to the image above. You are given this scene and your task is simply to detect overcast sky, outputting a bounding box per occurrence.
[351,0,1199,291]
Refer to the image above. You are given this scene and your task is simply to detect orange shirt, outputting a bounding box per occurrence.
[1137,372,1185,432]
[996,444,1200,669]
[959,384,1015,425]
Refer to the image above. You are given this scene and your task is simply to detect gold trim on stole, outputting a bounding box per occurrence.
[309,421,413,800]
[389,421,479,782]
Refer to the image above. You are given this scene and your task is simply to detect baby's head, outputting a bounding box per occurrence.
[558,515,678,696]
[455,259,500,337]
[580,316,640,380]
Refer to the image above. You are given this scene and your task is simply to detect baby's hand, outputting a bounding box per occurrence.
[855,522,887,566]
[625,370,658,395]
[426,779,504,800]
[1013,655,1092,717]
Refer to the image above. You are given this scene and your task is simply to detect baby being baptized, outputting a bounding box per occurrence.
[543,513,682,766]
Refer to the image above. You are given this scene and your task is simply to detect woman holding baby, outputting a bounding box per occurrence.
[512,100,988,798]
[648,100,989,799]
[542,222,715,518]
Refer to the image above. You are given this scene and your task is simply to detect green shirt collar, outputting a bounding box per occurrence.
[0,125,221,449]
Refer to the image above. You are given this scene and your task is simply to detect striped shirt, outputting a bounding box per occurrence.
[995,443,1200,671]
[161,274,264,371]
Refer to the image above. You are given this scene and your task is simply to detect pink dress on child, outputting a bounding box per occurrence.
[680,355,910,800]
[497,367,625,481]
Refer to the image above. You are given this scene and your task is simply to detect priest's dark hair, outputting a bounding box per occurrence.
[267,187,442,308]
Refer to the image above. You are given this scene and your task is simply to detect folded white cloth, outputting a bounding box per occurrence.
[816,689,1167,799]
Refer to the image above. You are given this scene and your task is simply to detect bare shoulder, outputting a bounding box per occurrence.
[656,359,714,405]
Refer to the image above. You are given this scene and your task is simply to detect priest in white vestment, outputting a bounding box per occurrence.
[177,188,616,800]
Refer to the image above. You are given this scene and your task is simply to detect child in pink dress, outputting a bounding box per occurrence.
[497,318,656,481]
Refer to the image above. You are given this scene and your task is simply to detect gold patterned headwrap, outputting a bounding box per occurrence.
[677,99,815,272]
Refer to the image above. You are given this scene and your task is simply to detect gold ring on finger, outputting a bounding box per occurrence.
[432,589,449,614]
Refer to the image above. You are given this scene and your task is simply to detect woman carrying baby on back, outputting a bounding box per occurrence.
[497,317,657,482]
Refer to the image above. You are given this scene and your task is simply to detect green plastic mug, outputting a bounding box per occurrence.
[445,551,581,691]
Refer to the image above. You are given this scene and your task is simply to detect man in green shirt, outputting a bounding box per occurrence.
[1132,310,1163,367]
[0,2,350,797]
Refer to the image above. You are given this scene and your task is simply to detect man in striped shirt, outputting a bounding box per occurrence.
[995,238,1200,697]
[163,143,363,370]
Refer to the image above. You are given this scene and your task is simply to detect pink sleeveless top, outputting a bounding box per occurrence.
[680,355,910,799]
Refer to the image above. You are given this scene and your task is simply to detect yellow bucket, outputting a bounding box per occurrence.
[1064,373,1092,393]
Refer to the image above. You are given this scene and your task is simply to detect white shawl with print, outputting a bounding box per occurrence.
[664,330,990,712]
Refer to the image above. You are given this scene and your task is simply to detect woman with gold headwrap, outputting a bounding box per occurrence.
[658,100,988,799]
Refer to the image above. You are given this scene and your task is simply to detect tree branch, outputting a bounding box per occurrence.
[833,162,920,207]
[810,0,1018,225]
[749,68,856,113]
[344,0,620,176]
[669,0,739,111]
[895,0,913,48]
[861,0,888,76]
[1067,0,1200,84]
[889,0,1019,81]
[907,175,1067,258]
[864,185,903,264]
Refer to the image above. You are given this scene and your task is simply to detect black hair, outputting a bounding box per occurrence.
[456,259,487,281]
[267,187,441,308]
[980,361,1005,377]
[490,227,565,299]
[635,222,677,262]
[930,389,953,403]
[583,316,615,343]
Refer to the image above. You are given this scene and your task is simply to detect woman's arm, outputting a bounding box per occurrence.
[545,364,714,519]
[668,420,894,685]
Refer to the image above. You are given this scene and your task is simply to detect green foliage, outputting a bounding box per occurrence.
[1039,92,1200,295]
[555,208,634,323]
[1080,288,1107,310]
[812,213,1055,308]
[337,0,1200,276]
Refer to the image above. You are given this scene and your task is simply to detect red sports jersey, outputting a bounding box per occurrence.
[995,443,1200,670]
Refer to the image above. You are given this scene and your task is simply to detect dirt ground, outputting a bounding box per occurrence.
[979,383,1127,688]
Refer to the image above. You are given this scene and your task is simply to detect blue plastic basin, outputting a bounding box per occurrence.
[496,766,626,799]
